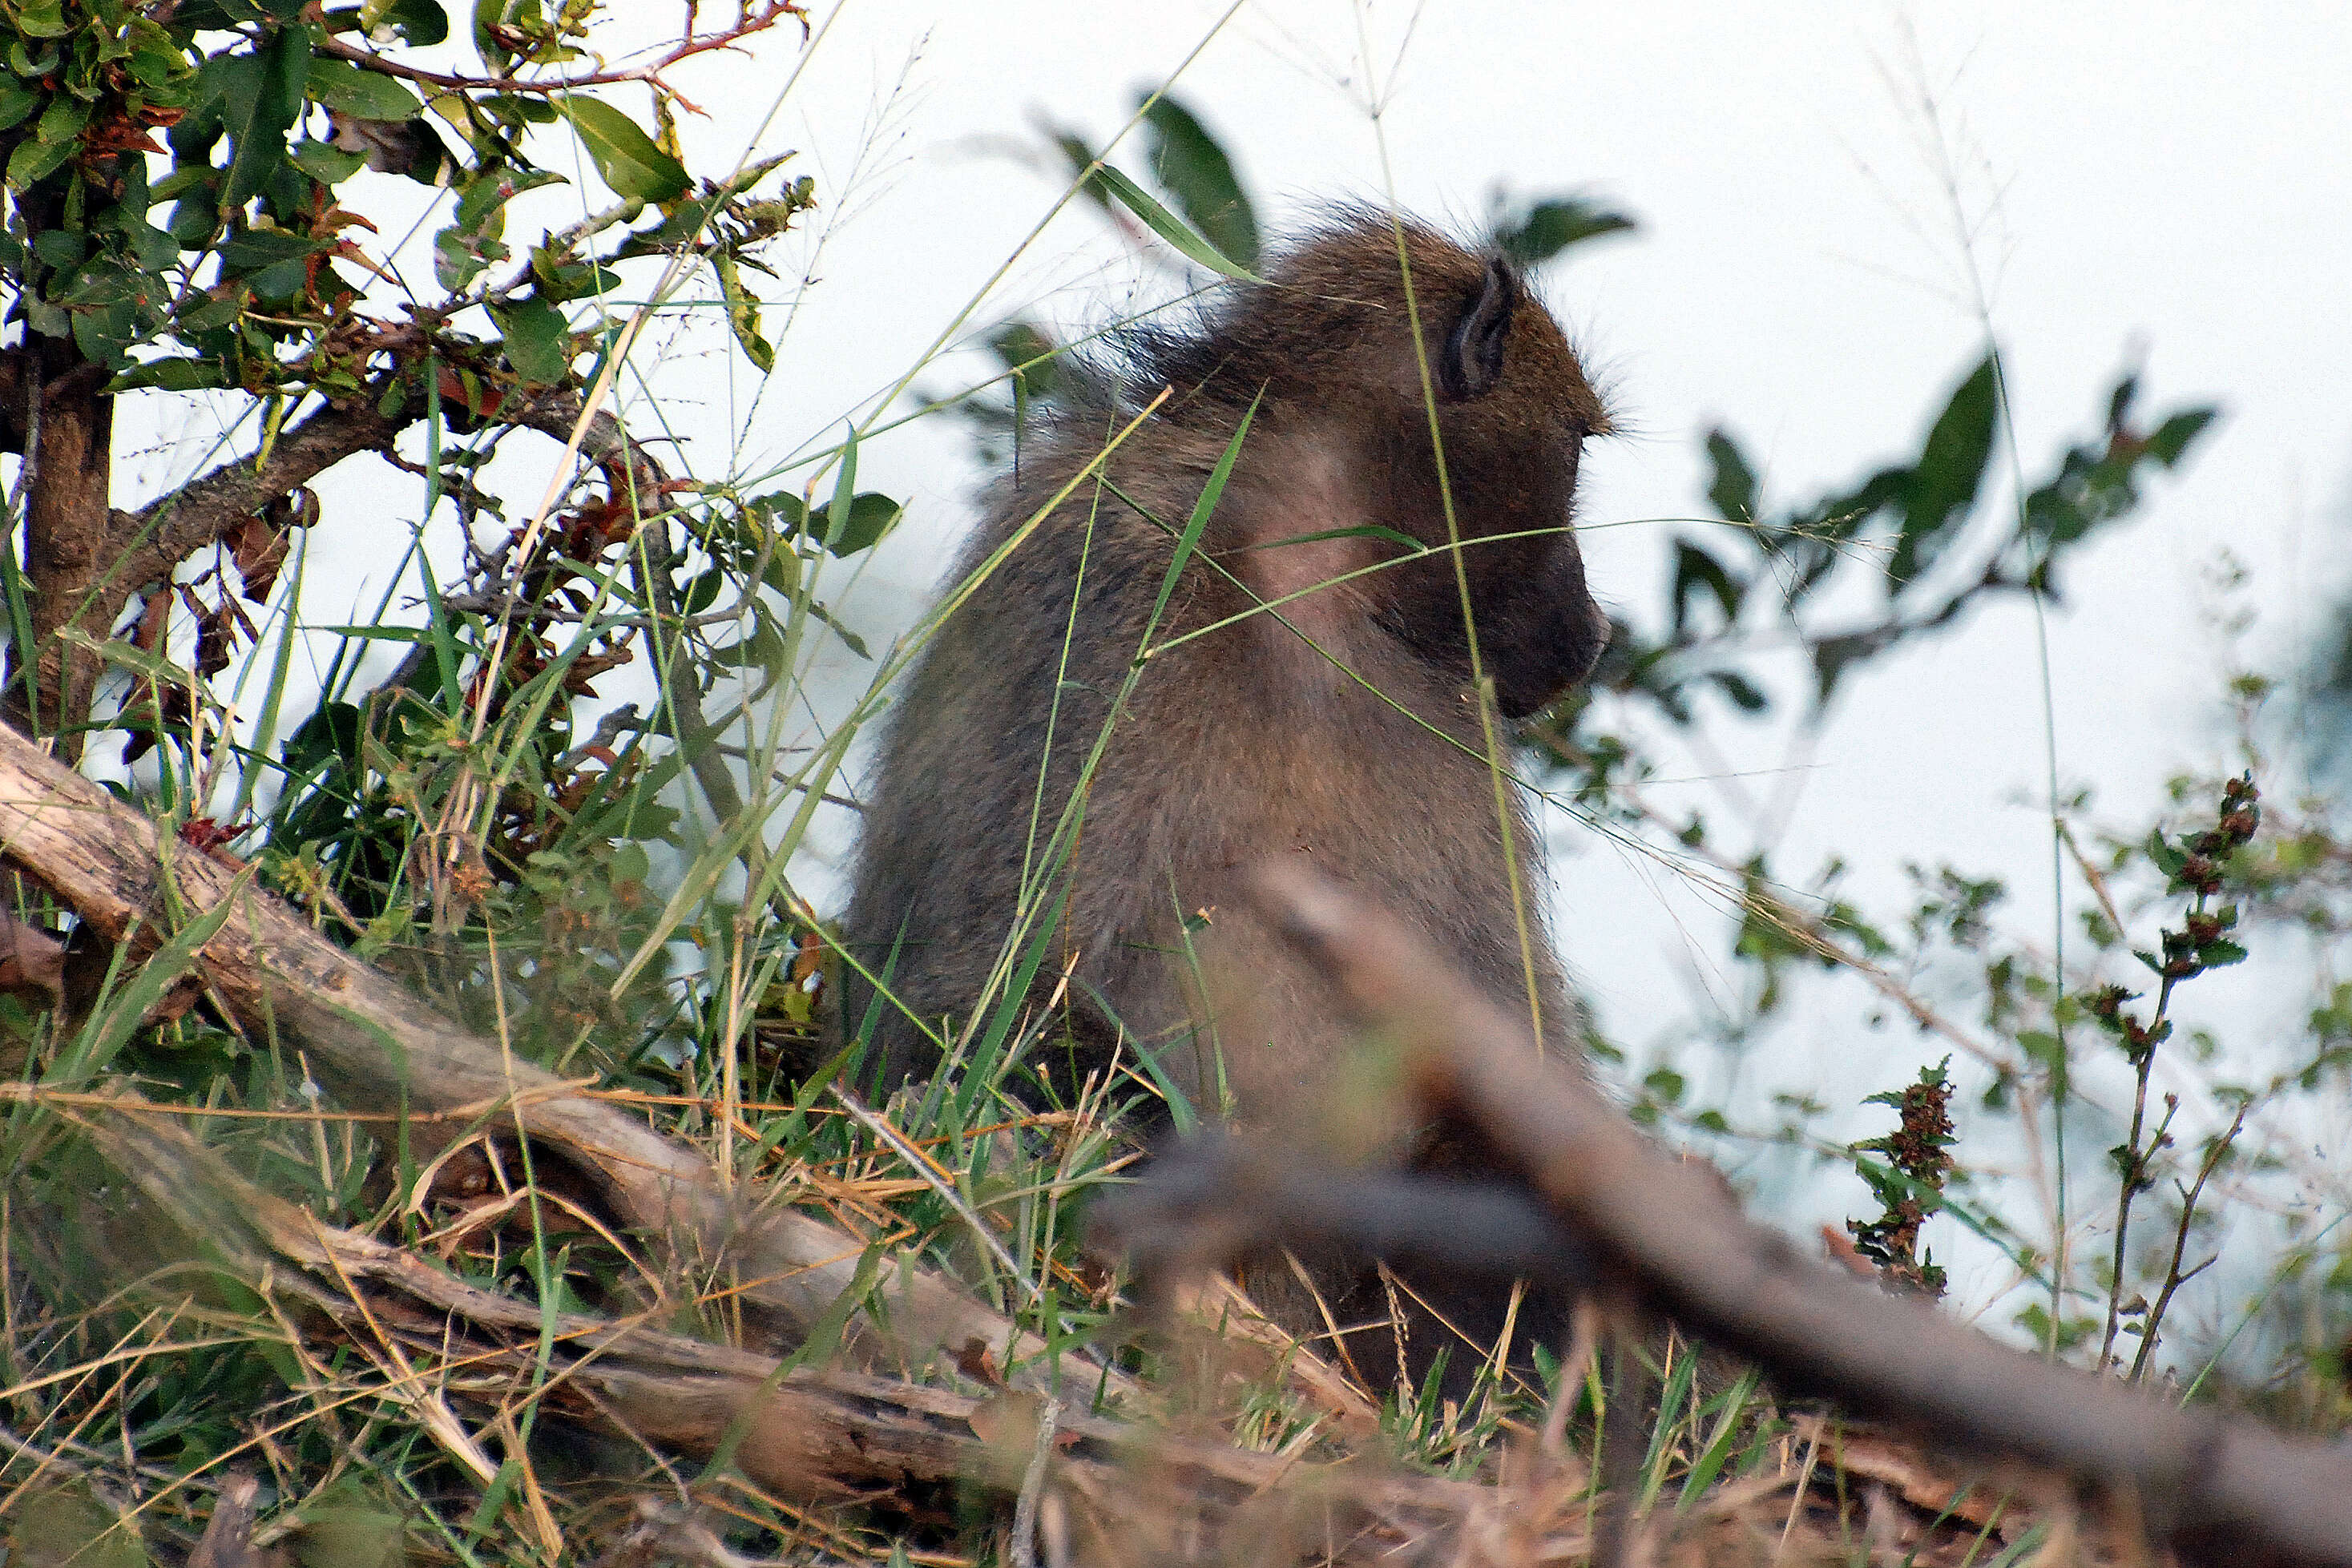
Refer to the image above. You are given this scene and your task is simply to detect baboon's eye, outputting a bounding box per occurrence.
[1438,256,1518,401]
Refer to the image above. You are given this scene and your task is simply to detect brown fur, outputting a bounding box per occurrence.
[841,214,1611,1388]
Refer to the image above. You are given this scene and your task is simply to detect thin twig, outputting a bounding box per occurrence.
[829,1086,1041,1310]
[1008,1397,1060,1568]
[2129,1105,2249,1383]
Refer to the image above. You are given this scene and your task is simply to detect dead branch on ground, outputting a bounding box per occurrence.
[0,721,1075,1389]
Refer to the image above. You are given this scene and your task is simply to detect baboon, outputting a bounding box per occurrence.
[841,212,1612,1385]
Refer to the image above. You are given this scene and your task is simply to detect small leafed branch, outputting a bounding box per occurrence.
[314,2,809,112]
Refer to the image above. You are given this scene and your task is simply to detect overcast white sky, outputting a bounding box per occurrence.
[140,2,2347,1317]
[688,14,2348,977]
[649,1,2352,1317]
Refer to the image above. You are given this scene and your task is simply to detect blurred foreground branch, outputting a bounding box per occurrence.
[1106,865,2352,1568]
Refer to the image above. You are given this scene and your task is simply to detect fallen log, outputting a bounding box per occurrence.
[0,722,1071,1387]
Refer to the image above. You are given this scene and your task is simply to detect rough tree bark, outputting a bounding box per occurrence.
[5,333,118,752]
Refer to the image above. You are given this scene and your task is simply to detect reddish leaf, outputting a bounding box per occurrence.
[185,586,235,677]
[131,587,171,654]
[437,365,502,421]
[179,816,250,871]
[119,683,193,767]
[230,490,316,604]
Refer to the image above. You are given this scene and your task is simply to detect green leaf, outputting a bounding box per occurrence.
[289,138,366,185]
[7,95,86,187]
[1136,93,1259,271]
[221,227,327,272]
[0,79,39,135]
[1493,196,1636,268]
[454,165,542,228]
[10,0,70,38]
[1044,123,1112,217]
[305,55,420,121]
[2015,1029,2065,1072]
[1704,429,1758,521]
[1811,631,1873,703]
[2145,406,2217,465]
[528,251,622,304]
[126,24,195,95]
[107,355,236,392]
[1087,163,1259,280]
[221,225,327,300]
[177,281,247,332]
[712,248,772,373]
[556,95,689,204]
[1888,352,1999,591]
[71,300,140,369]
[7,40,62,79]
[359,0,450,45]
[488,294,571,386]
[1671,541,1742,637]
[1709,669,1768,713]
[679,566,724,615]
[6,133,75,189]
[746,490,905,558]
[824,494,902,557]
[217,27,313,211]
[433,223,505,291]
[31,228,83,267]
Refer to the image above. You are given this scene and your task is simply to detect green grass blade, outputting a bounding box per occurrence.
[1144,392,1258,639]
[1089,163,1261,281]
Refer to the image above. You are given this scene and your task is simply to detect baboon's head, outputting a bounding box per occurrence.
[1132,213,1613,718]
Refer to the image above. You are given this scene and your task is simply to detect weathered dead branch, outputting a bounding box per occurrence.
[73,1098,1514,1567]
[0,721,1072,1389]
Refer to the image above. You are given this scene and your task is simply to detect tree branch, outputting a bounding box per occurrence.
[117,381,423,595]
[117,371,665,605]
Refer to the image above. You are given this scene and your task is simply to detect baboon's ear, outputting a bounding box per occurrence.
[1438,256,1519,401]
